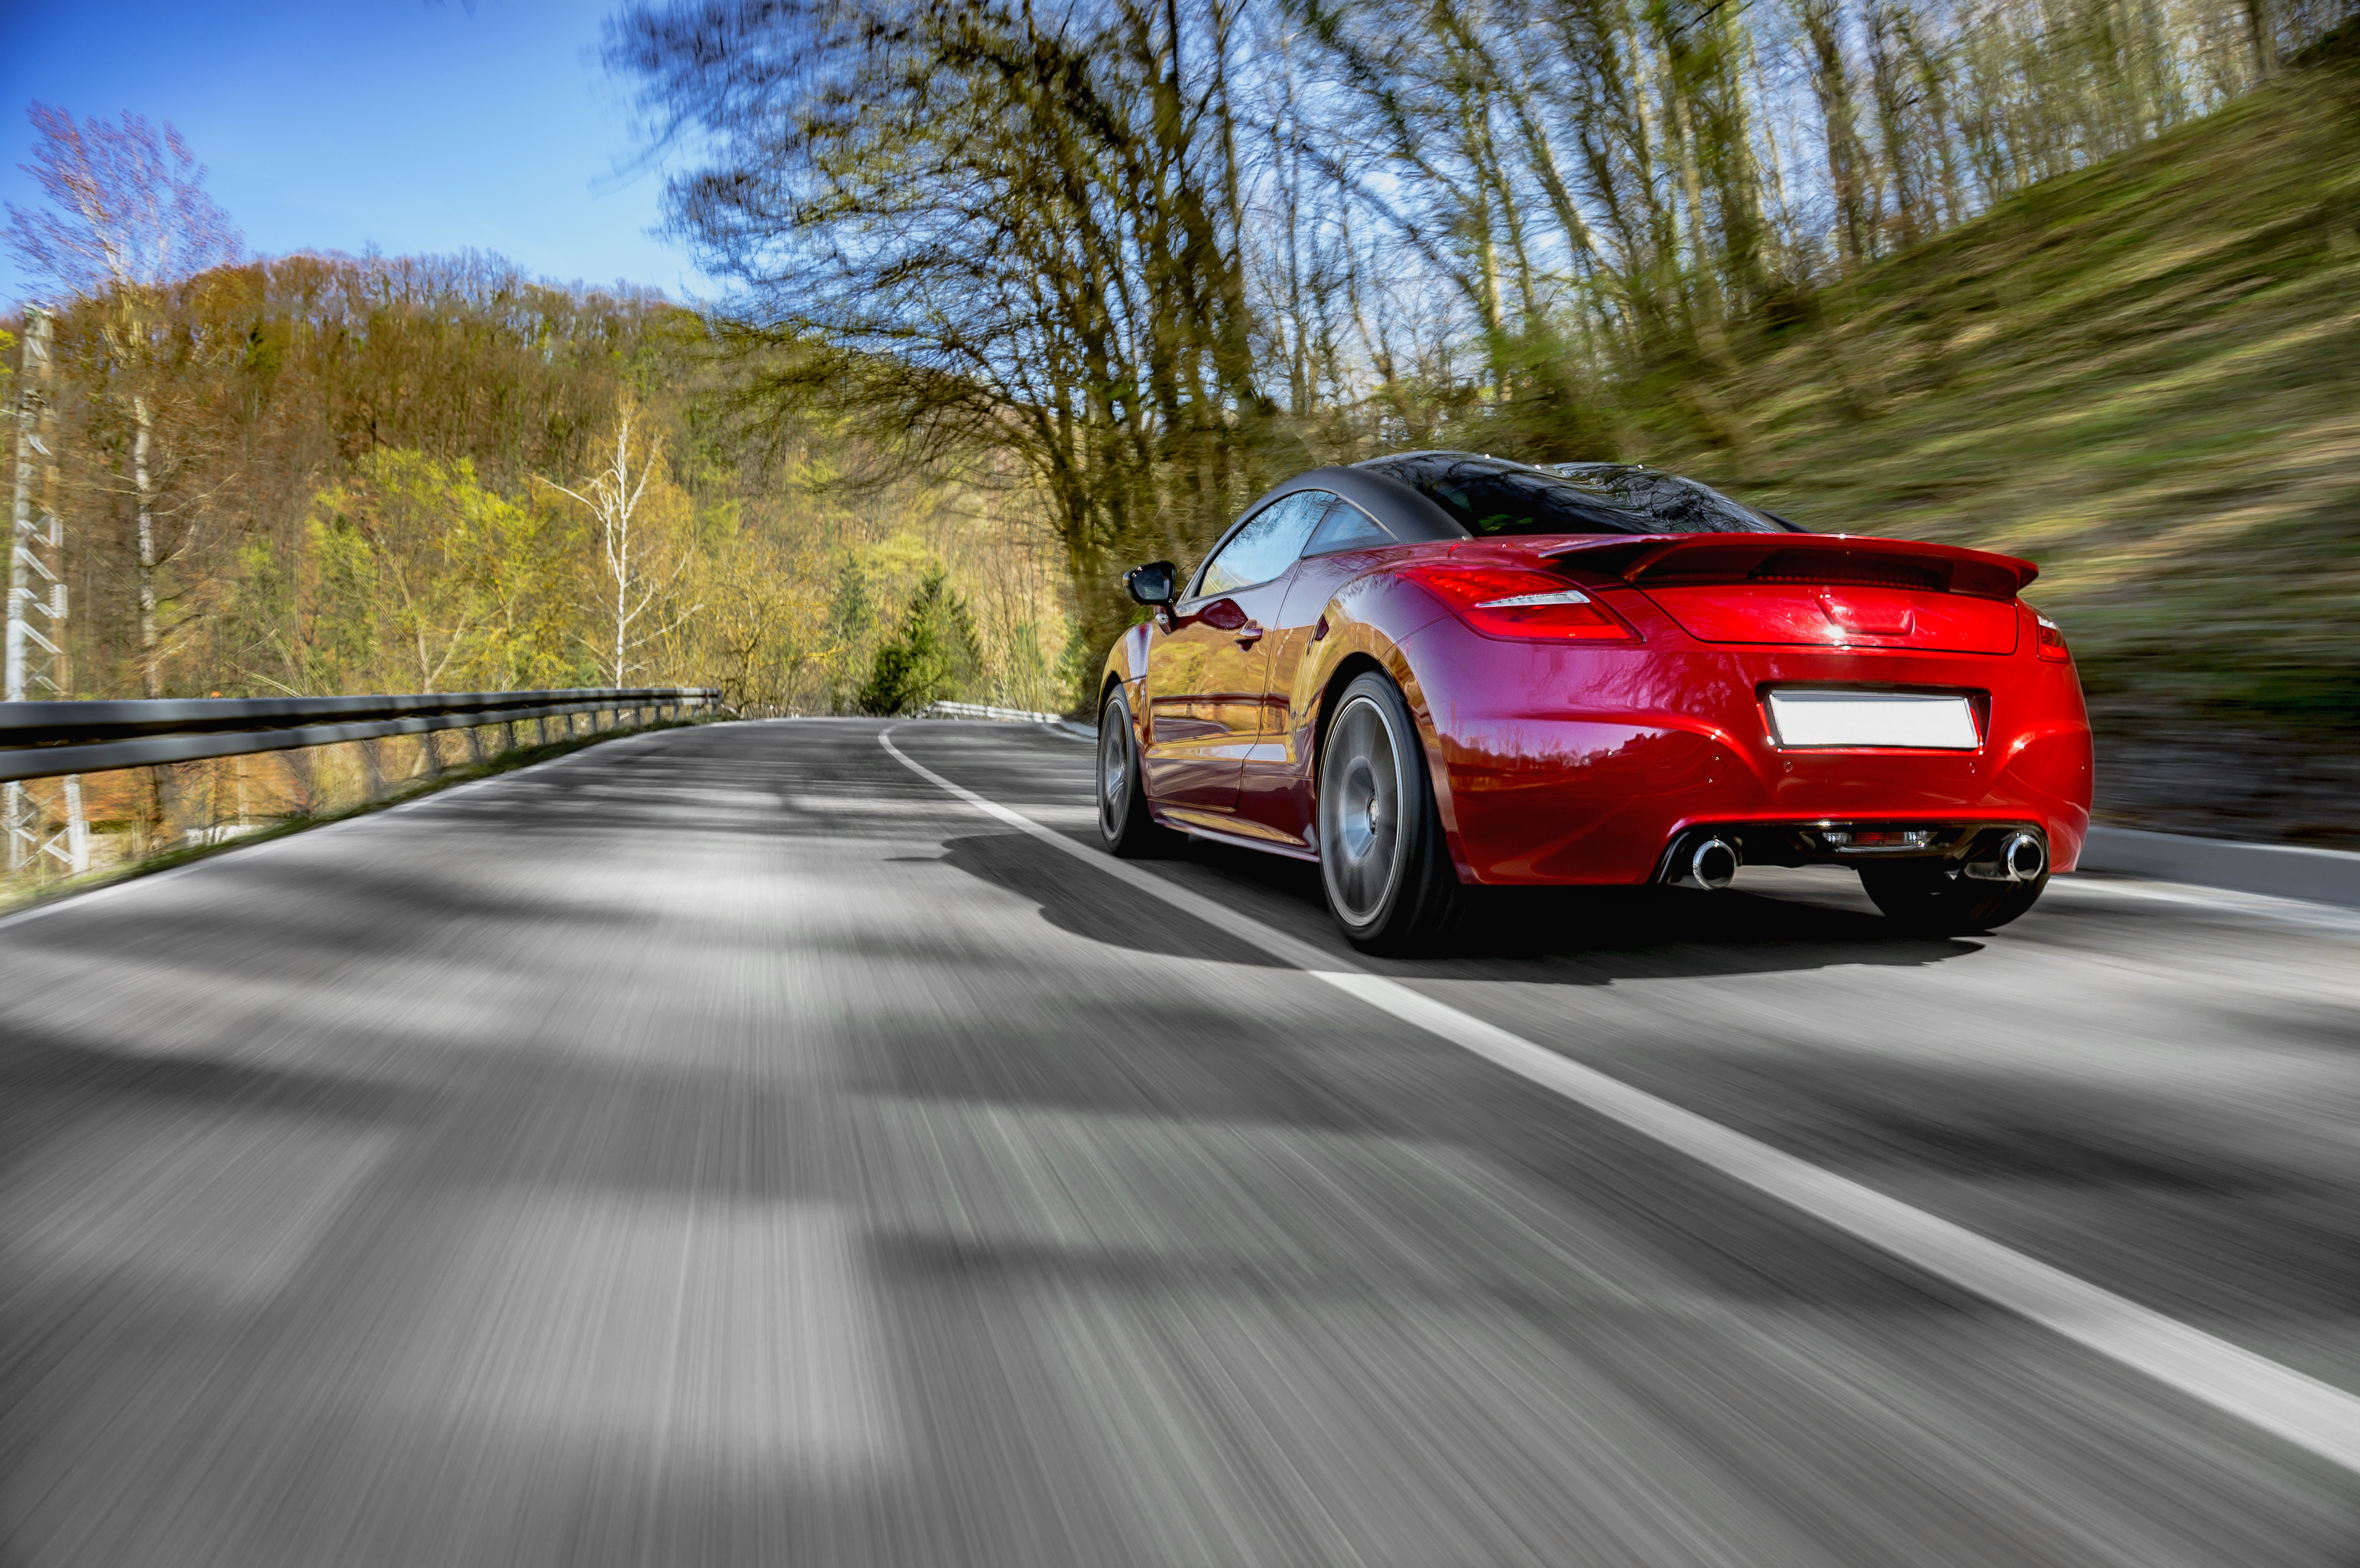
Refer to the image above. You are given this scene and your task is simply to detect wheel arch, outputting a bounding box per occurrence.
[1308,638,1475,884]
[1098,621,1153,724]
[1309,651,1391,787]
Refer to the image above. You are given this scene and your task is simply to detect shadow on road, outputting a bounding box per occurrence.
[929,830,1980,986]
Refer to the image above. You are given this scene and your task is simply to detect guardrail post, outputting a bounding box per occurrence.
[465,724,485,766]
[418,732,443,779]
[62,774,86,873]
[359,738,386,800]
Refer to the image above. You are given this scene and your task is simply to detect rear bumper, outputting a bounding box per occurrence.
[1401,616,2094,886]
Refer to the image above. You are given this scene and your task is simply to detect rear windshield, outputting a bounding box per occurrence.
[1547,463,1795,533]
[1363,453,1791,536]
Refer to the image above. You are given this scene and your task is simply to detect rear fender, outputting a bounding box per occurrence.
[1286,571,1452,737]
[1294,579,1469,880]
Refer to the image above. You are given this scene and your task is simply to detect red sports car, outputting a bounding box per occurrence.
[1094,452,2093,952]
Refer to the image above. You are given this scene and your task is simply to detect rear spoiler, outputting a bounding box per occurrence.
[1536,533,2038,600]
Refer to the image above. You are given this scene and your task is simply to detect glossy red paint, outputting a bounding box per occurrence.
[1105,528,2093,888]
[1644,582,2019,653]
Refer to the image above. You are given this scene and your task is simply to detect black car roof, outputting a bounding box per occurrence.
[1221,464,1470,548]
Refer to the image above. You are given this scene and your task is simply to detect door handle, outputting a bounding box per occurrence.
[1234,624,1265,646]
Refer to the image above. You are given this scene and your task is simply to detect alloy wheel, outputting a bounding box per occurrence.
[1098,708,1130,838]
[1320,693,1407,925]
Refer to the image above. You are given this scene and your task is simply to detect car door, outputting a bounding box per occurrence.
[1236,495,1402,842]
[1141,491,1332,821]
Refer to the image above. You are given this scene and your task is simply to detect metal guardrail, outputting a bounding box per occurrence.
[922,701,1067,724]
[0,687,721,784]
[2080,824,2360,910]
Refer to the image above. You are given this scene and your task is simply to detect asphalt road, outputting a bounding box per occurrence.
[3,717,2356,1567]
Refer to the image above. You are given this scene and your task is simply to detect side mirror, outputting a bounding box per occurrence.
[1125,561,1178,607]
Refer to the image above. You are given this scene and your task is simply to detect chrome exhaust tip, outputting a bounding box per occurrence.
[1673,837,1739,890]
[2005,831,2047,880]
[1964,830,2046,882]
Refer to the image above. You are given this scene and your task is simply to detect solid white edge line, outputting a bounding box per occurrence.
[879,724,2360,1475]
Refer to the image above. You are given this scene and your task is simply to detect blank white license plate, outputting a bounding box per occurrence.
[1765,689,1980,749]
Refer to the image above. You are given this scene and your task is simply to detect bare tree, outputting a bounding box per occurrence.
[6,106,241,293]
[545,397,696,686]
[606,0,1280,670]
[5,105,241,696]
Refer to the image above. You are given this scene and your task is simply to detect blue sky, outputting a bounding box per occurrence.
[0,0,713,303]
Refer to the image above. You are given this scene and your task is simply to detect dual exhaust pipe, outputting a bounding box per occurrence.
[1663,828,2045,890]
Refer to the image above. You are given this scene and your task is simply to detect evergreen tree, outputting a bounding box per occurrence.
[854,567,983,716]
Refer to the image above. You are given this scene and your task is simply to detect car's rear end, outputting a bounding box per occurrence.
[1396,531,2093,911]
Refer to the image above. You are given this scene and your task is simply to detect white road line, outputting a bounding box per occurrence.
[879,725,2360,1475]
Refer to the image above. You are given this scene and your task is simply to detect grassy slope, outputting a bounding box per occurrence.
[1677,39,2360,771]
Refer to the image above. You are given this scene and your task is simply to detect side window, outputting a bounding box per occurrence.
[1194,490,1333,596]
[1303,498,1393,556]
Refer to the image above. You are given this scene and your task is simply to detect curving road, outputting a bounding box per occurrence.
[2,717,2357,1566]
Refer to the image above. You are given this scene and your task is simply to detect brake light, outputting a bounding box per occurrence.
[2035,615,2070,663]
[1404,566,1639,642]
[1749,551,1945,591]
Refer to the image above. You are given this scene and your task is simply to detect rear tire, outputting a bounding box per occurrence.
[1858,861,2048,935]
[1097,686,1181,857]
[1316,672,1473,953]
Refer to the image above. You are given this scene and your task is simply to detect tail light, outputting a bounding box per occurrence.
[2035,615,2070,663]
[1403,566,1639,642]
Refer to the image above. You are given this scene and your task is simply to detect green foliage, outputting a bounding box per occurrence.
[828,553,872,648]
[824,553,875,710]
[290,449,581,695]
[1052,618,1098,719]
[994,617,1053,712]
[854,566,983,716]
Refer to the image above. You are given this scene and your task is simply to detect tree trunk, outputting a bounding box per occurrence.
[133,393,160,698]
[614,534,629,687]
[1803,0,1871,272]
[1905,16,1966,226]
[1868,1,1922,250]
[2245,0,2277,79]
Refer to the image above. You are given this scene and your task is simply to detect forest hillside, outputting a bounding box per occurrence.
[0,255,1073,721]
[1673,30,2360,840]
